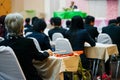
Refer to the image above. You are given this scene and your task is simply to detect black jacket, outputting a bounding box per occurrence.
[84,24,99,41]
[66,29,95,51]
[0,36,49,80]
[102,24,120,53]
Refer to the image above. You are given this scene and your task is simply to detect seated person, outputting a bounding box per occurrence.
[84,15,99,41]
[70,1,78,10]
[0,13,53,80]
[24,18,33,34]
[48,17,67,40]
[65,16,96,70]
[25,18,52,50]
[0,15,7,38]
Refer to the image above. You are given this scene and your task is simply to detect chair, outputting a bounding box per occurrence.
[97,33,112,44]
[0,46,26,80]
[54,38,73,54]
[52,33,64,41]
[115,57,120,79]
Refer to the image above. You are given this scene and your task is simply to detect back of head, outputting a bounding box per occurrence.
[5,13,24,36]
[66,20,71,28]
[116,16,120,26]
[25,18,30,24]
[33,18,47,32]
[31,16,38,25]
[70,15,84,30]
[0,15,6,25]
[52,17,61,26]
[50,17,54,25]
[117,16,120,23]
[108,19,117,25]
[85,15,95,24]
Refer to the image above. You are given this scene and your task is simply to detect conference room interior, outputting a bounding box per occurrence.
[0,0,120,80]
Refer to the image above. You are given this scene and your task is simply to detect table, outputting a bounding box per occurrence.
[84,43,118,62]
[84,43,119,78]
[53,11,87,19]
[33,56,80,80]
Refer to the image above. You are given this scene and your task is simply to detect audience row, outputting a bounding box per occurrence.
[0,13,120,79]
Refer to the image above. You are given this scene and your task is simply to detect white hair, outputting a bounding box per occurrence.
[5,13,24,36]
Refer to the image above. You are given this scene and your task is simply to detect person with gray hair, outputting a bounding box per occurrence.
[0,13,53,80]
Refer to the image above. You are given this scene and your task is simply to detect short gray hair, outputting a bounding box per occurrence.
[5,13,24,36]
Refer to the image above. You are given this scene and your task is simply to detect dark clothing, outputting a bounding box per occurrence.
[0,36,49,80]
[0,25,6,38]
[24,24,33,34]
[48,27,67,40]
[66,29,95,51]
[66,29,95,69]
[84,24,99,41]
[26,31,51,50]
[102,24,120,75]
[102,24,120,54]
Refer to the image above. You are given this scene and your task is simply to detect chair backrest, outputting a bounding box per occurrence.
[0,46,26,80]
[55,38,73,54]
[52,33,64,41]
[97,33,112,44]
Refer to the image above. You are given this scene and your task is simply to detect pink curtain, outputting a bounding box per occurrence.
[107,0,118,19]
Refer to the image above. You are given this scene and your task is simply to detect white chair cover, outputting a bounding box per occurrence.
[97,33,112,44]
[52,33,64,41]
[0,46,26,80]
[55,38,73,54]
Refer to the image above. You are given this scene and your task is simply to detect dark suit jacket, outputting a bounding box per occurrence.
[48,27,67,40]
[84,24,99,41]
[65,29,95,51]
[24,24,33,34]
[26,31,51,50]
[0,36,49,80]
[102,24,120,53]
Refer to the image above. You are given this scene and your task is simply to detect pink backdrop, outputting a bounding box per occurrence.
[65,0,118,27]
[107,0,118,19]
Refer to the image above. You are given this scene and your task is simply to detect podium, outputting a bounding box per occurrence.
[53,11,87,19]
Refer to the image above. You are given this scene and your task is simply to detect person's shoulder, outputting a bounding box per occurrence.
[61,27,67,31]
[78,29,87,33]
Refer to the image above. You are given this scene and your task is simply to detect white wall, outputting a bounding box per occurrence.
[11,0,119,20]
[11,0,24,12]
[118,0,120,16]
[87,0,107,18]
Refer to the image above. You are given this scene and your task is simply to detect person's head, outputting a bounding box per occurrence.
[66,20,71,28]
[71,1,74,6]
[74,5,78,9]
[70,15,84,30]
[25,18,30,24]
[33,18,47,32]
[31,16,38,25]
[85,15,95,26]
[108,19,117,25]
[0,15,6,26]
[116,16,120,26]
[50,17,54,26]
[52,17,61,27]
[5,13,24,36]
